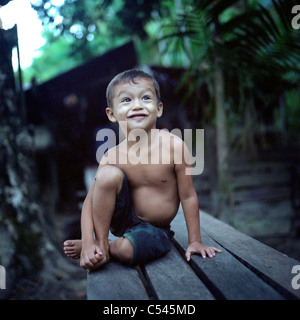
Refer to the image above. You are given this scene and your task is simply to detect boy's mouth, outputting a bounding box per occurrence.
[128,113,148,120]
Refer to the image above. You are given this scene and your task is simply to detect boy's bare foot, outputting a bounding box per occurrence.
[63,240,82,259]
[64,239,110,270]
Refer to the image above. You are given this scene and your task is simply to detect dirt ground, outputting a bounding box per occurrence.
[9,257,87,300]
[6,207,86,300]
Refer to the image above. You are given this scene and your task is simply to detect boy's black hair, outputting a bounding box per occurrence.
[106,69,161,108]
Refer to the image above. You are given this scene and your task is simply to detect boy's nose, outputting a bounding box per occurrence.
[132,100,143,110]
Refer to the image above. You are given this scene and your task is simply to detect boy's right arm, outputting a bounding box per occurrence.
[80,179,103,270]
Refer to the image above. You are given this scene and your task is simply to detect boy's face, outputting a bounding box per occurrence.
[106,78,163,134]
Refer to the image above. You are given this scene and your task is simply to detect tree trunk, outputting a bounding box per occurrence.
[0,26,56,298]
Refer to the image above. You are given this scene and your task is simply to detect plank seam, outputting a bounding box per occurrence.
[171,238,226,300]
[135,265,159,300]
[211,239,296,300]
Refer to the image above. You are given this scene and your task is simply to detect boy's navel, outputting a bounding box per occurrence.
[161,179,167,183]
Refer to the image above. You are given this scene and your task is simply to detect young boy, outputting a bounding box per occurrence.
[64,69,221,270]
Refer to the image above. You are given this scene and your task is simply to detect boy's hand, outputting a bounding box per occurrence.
[80,242,108,271]
[185,241,222,261]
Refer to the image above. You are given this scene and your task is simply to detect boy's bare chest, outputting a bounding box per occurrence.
[109,135,177,187]
[119,162,176,188]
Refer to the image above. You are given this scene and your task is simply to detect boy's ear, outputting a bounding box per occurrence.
[157,102,163,118]
[106,107,117,123]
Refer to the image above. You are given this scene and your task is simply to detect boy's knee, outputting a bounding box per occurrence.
[95,165,123,192]
[110,237,133,263]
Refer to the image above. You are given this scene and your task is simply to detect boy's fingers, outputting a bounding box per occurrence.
[90,255,100,264]
[185,249,191,262]
[186,245,222,261]
[81,252,101,268]
[80,259,92,270]
[95,247,103,256]
[95,253,104,261]
[208,248,216,258]
[186,247,197,261]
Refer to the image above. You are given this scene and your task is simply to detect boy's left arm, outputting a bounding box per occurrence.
[175,140,221,261]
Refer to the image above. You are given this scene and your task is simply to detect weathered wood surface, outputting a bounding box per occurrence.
[144,245,214,300]
[199,210,300,300]
[87,210,300,300]
[172,213,285,300]
[87,261,148,300]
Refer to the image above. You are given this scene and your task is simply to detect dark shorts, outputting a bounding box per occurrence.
[110,170,174,266]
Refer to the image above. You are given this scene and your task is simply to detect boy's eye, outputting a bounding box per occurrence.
[122,98,131,103]
[142,96,151,101]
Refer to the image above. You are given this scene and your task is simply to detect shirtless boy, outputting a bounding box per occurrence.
[64,69,221,270]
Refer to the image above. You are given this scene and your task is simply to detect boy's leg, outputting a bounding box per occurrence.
[109,237,134,263]
[64,165,135,267]
[91,165,125,267]
[93,167,171,266]
[122,224,173,266]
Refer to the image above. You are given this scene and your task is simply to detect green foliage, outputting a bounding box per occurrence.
[159,0,300,148]
[25,0,300,148]
[23,29,78,83]
[30,0,163,57]
[26,0,169,83]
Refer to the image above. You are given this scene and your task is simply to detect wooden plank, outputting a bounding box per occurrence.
[199,210,300,300]
[144,245,215,300]
[171,214,285,300]
[87,262,149,300]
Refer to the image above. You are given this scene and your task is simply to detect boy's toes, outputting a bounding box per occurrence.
[64,240,74,247]
[63,240,82,259]
[63,240,76,257]
[64,241,72,250]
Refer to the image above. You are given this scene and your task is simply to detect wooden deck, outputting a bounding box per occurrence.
[87,209,300,300]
